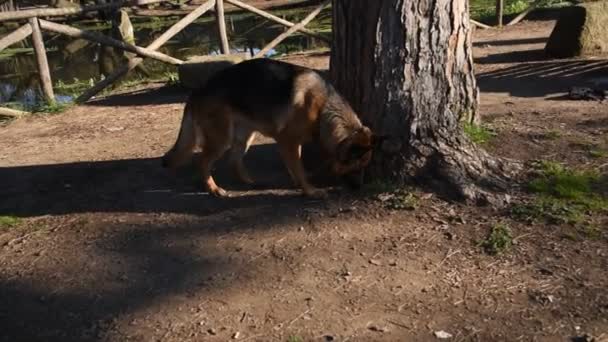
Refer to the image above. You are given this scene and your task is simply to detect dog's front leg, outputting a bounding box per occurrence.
[277,141,327,199]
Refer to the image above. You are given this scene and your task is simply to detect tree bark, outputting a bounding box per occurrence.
[330,0,519,205]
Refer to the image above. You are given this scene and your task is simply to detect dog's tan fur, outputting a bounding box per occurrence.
[162,59,373,198]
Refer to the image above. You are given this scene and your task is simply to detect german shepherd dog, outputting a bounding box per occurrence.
[162,58,374,198]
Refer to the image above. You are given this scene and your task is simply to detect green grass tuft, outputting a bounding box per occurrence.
[463,122,495,145]
[589,149,607,159]
[0,216,21,228]
[511,161,607,226]
[164,71,180,86]
[55,78,96,97]
[543,130,562,140]
[31,101,73,114]
[528,161,600,200]
[480,224,513,255]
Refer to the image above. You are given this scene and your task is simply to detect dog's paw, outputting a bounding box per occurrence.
[209,187,230,198]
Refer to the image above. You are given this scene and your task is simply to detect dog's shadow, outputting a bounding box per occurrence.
[0,142,345,218]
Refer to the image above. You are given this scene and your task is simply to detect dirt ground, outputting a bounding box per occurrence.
[1,19,607,342]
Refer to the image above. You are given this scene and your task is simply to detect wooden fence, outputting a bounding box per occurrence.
[472,0,542,29]
[0,0,541,117]
[0,0,330,117]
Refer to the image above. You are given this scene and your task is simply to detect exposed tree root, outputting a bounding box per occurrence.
[371,134,523,207]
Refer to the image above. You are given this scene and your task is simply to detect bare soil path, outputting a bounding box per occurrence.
[1,19,607,342]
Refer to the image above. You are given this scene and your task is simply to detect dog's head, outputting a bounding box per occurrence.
[331,126,376,188]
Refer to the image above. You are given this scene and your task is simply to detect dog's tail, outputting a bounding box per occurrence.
[161,97,201,169]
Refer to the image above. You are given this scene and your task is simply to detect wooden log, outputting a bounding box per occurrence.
[0,0,166,22]
[76,0,216,103]
[496,0,504,27]
[0,24,33,52]
[38,19,183,65]
[507,2,538,26]
[254,0,329,58]
[29,18,55,104]
[214,0,230,54]
[225,0,328,43]
[0,107,28,117]
[471,19,492,29]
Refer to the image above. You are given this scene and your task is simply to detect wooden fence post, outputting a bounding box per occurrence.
[29,17,55,105]
[215,0,230,54]
[496,0,504,27]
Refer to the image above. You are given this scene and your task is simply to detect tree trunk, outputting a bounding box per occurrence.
[330,0,520,205]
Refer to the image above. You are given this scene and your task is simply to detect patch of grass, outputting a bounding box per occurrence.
[529,161,600,200]
[511,161,608,225]
[386,191,418,210]
[505,0,529,14]
[55,78,95,97]
[376,189,418,210]
[480,223,513,255]
[544,129,562,140]
[0,216,21,229]
[511,199,585,224]
[364,181,418,210]
[287,336,304,342]
[463,122,495,145]
[164,71,180,86]
[580,224,602,240]
[589,149,607,159]
[4,99,73,115]
[469,0,570,22]
[30,101,73,114]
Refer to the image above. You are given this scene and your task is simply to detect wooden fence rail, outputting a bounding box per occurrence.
[0,0,330,115]
[0,23,31,51]
[0,0,166,21]
[38,19,184,65]
[253,0,328,58]
[225,0,328,42]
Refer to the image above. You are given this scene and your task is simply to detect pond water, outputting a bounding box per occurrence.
[0,5,331,109]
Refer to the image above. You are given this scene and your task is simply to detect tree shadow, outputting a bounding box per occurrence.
[0,141,341,340]
[477,59,608,98]
[0,205,314,341]
[0,142,341,218]
[475,49,548,64]
[472,37,547,48]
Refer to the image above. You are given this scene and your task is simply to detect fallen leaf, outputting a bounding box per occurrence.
[434,330,453,339]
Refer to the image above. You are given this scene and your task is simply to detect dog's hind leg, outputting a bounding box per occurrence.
[199,114,233,197]
[162,102,198,170]
[228,124,257,185]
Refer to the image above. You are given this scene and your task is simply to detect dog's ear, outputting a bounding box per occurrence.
[348,126,373,147]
